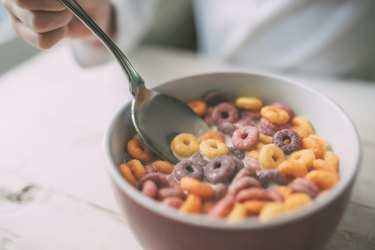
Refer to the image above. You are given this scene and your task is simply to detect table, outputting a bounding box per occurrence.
[0,44,374,250]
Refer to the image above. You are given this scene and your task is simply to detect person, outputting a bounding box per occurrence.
[2,0,374,78]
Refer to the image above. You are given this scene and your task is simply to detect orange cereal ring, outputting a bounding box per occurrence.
[171,133,199,157]
[127,159,147,181]
[260,106,290,125]
[291,116,313,138]
[284,193,311,210]
[203,201,214,213]
[199,139,229,159]
[312,151,339,173]
[235,97,263,110]
[180,176,215,198]
[277,160,308,178]
[272,186,293,199]
[259,202,286,222]
[127,137,153,162]
[288,149,316,169]
[259,133,273,144]
[302,135,326,159]
[198,130,226,143]
[243,200,268,215]
[119,163,137,187]
[180,194,202,214]
[248,150,260,160]
[151,160,174,174]
[188,100,207,117]
[259,144,285,169]
[227,203,248,223]
[305,170,338,190]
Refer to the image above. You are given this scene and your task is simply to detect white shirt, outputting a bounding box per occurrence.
[72,0,375,78]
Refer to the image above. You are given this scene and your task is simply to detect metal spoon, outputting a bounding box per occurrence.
[59,0,208,163]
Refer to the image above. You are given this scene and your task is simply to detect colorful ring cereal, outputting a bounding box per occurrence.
[272,129,302,154]
[141,180,158,199]
[212,102,239,125]
[199,139,229,159]
[126,159,147,181]
[235,97,263,110]
[236,188,275,202]
[228,176,261,195]
[119,163,137,187]
[277,160,308,178]
[191,151,209,167]
[312,151,340,173]
[217,122,236,136]
[259,202,286,222]
[180,194,202,214]
[203,90,228,106]
[243,200,268,215]
[288,178,320,198]
[157,187,186,200]
[127,137,153,162]
[302,135,327,159]
[272,186,293,199]
[291,116,313,138]
[229,147,246,160]
[288,149,316,169]
[231,126,260,150]
[208,194,235,217]
[138,173,170,190]
[259,133,273,144]
[173,160,204,181]
[162,197,184,209]
[205,155,236,184]
[180,176,215,198]
[150,160,174,174]
[283,193,312,211]
[227,203,248,223]
[171,133,199,157]
[260,105,290,125]
[198,130,226,143]
[305,170,338,190]
[271,102,294,118]
[257,169,288,187]
[259,144,285,169]
[188,100,207,117]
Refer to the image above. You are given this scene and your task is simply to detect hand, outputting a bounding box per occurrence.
[2,0,114,49]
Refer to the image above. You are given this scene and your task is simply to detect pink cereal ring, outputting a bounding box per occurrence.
[231,126,259,150]
[212,103,239,125]
[141,180,158,199]
[235,188,274,202]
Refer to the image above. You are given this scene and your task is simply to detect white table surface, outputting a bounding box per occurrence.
[0,44,374,250]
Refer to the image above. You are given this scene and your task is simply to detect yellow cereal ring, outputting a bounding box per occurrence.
[291,116,314,138]
[180,176,215,198]
[302,135,326,159]
[277,160,308,178]
[227,203,248,223]
[199,139,229,159]
[243,200,268,215]
[259,144,285,169]
[305,170,338,190]
[127,137,154,162]
[198,130,226,143]
[259,202,286,222]
[151,160,174,174]
[284,193,312,210]
[171,133,199,157]
[188,100,207,117]
[247,150,260,160]
[260,106,290,125]
[272,186,293,199]
[119,163,137,187]
[126,159,147,181]
[180,194,202,214]
[288,149,316,170]
[235,97,263,110]
[259,133,273,144]
[312,151,339,173]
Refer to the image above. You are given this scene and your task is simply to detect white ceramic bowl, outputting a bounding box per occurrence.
[106,72,361,250]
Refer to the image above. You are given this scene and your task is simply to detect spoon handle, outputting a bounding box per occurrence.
[59,0,144,96]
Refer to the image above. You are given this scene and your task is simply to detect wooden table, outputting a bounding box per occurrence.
[0,44,374,250]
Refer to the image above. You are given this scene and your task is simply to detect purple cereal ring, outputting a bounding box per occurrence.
[208,194,235,217]
[232,165,257,182]
[228,176,261,195]
[231,156,245,174]
[241,110,261,121]
[235,188,274,202]
[157,187,186,200]
[272,102,294,119]
[205,155,236,184]
[173,160,204,181]
[273,129,302,154]
[229,147,246,160]
[257,169,289,188]
[214,183,229,201]
[203,90,229,106]
[289,178,320,198]
[141,180,158,199]
[217,122,236,136]
[191,152,208,167]
[167,174,180,188]
[203,108,214,127]
[231,126,259,150]
[138,173,170,190]
[212,103,239,125]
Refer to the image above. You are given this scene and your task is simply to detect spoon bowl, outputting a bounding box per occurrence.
[59,0,208,163]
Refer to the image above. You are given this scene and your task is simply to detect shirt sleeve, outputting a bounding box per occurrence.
[70,0,158,67]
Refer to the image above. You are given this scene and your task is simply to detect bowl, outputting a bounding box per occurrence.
[105,72,361,250]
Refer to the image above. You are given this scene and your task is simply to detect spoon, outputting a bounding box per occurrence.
[59,0,209,163]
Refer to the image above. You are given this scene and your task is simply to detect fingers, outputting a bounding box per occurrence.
[11,0,66,12]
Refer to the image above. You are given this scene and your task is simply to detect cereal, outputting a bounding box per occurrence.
[180,194,202,214]
[257,169,288,187]
[243,200,268,215]
[302,135,326,159]
[259,144,285,169]
[157,187,186,200]
[127,159,147,181]
[173,160,204,181]
[259,133,273,144]
[212,102,239,125]
[227,203,248,223]
[205,155,236,184]
[213,183,228,201]
[162,197,184,209]
[312,151,339,173]
[259,202,286,222]
[235,97,263,110]
[231,126,259,150]
[229,147,246,160]
[248,150,260,160]
[272,129,302,154]
[180,176,215,198]
[198,130,226,143]
[271,102,294,118]
[236,188,275,202]
[141,180,158,199]
[305,170,338,190]
[257,117,286,136]
[119,163,137,187]
[232,165,257,182]
[284,193,312,210]
[188,100,207,117]
[288,178,320,198]
[272,186,293,199]
[217,122,236,136]
[171,133,199,157]
[138,173,169,190]
[208,194,235,217]
[260,106,290,125]
[150,160,174,174]
[203,90,228,106]
[291,116,313,138]
[199,139,229,159]
[127,137,153,162]
[191,151,208,167]
[289,149,316,169]
[277,160,308,178]
[228,176,261,195]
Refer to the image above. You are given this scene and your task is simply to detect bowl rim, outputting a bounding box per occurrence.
[104,71,362,229]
